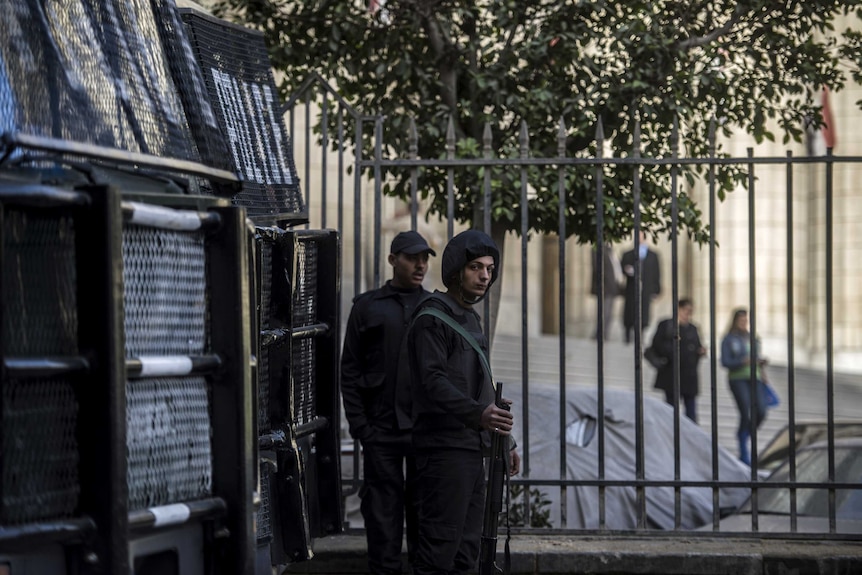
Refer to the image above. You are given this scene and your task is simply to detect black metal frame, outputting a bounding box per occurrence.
[258,228,342,566]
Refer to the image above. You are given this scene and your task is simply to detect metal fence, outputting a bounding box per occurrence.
[285,74,862,540]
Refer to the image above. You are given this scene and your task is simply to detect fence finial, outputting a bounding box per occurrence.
[633,119,641,157]
[595,116,604,144]
[483,122,493,153]
[519,120,529,155]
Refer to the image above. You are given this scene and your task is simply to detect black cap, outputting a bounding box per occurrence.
[390,230,436,256]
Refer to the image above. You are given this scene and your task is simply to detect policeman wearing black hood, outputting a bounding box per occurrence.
[407,229,520,575]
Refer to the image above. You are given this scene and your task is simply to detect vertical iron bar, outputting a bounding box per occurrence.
[595,118,607,530]
[482,123,493,343]
[337,106,344,234]
[786,151,798,532]
[746,147,759,533]
[632,120,646,529]
[373,117,383,287]
[708,119,720,530]
[825,147,836,532]
[409,118,419,230]
[446,116,456,241]
[669,118,681,529]
[557,117,568,527]
[354,118,364,299]
[351,117,364,492]
[519,121,531,524]
[321,91,328,228]
[305,99,312,229]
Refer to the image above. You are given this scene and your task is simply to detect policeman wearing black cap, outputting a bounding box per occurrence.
[341,230,437,575]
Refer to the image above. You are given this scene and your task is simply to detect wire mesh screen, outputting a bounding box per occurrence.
[122,225,208,357]
[1,208,80,524]
[2,210,78,356]
[122,223,213,510]
[291,240,318,328]
[126,376,213,510]
[258,237,273,431]
[256,235,275,543]
[2,378,80,525]
[258,462,273,541]
[180,10,305,223]
[0,0,225,177]
[291,239,319,427]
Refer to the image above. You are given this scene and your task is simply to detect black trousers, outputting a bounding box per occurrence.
[413,447,485,575]
[361,433,418,575]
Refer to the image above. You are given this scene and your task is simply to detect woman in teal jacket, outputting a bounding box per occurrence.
[720,308,769,465]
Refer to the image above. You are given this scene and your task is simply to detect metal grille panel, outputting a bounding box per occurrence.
[0,0,220,172]
[259,239,273,332]
[1,207,80,525]
[258,239,273,431]
[292,239,318,328]
[126,376,213,510]
[2,209,78,356]
[1,378,80,525]
[122,225,208,357]
[292,338,316,427]
[258,463,272,541]
[180,11,305,222]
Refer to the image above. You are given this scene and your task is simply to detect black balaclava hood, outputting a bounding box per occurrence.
[441,230,500,303]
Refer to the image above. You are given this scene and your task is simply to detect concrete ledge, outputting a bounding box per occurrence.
[284,533,862,575]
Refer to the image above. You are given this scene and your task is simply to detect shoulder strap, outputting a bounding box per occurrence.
[415,307,496,391]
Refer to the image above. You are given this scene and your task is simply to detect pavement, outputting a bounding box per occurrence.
[289,333,862,575]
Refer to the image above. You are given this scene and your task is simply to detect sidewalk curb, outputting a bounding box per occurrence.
[285,534,862,575]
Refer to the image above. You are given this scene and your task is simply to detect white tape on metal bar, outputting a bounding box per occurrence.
[149,503,192,527]
[138,356,194,377]
[125,201,203,231]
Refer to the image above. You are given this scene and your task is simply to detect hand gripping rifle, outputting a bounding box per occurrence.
[479,382,510,575]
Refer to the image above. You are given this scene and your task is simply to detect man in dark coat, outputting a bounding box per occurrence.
[340,230,436,575]
[622,231,661,344]
[651,298,706,422]
[407,229,520,575]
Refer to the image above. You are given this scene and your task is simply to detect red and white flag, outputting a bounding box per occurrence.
[808,87,838,155]
[821,87,837,150]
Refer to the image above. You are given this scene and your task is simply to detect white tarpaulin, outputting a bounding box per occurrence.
[516,385,752,529]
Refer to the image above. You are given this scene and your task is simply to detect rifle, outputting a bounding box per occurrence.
[478,382,510,575]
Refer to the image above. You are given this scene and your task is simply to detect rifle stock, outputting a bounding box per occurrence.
[478,382,508,575]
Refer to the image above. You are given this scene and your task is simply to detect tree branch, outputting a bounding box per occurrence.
[678,5,747,51]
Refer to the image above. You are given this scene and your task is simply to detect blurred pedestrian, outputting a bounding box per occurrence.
[720,308,769,465]
[407,229,520,575]
[651,298,706,422]
[621,231,661,344]
[341,230,436,575]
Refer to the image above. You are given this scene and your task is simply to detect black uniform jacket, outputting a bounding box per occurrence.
[341,281,429,441]
[407,291,496,452]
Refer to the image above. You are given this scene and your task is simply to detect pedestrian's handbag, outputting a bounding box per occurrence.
[643,345,668,369]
